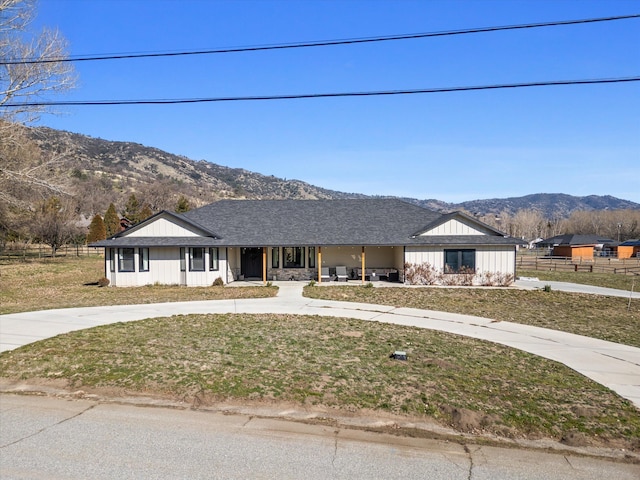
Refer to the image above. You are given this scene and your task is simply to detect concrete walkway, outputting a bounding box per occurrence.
[1,282,639,409]
[515,278,640,298]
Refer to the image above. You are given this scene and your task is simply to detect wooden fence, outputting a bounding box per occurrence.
[0,243,102,261]
[517,252,640,275]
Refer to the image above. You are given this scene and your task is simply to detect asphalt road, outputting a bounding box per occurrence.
[1,394,638,480]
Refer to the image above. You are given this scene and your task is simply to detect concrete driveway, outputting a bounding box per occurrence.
[1,282,639,408]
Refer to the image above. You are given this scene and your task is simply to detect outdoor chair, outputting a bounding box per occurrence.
[336,265,348,282]
[321,267,332,282]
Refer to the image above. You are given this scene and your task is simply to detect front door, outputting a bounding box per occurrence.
[241,248,263,279]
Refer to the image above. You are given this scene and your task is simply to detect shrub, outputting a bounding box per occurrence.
[404,262,440,285]
[364,282,373,288]
[97,277,110,287]
[441,266,476,286]
[265,281,273,287]
[308,279,316,287]
[212,277,224,287]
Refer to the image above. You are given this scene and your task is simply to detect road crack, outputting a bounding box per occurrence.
[331,429,339,472]
[1,404,96,449]
[463,444,474,480]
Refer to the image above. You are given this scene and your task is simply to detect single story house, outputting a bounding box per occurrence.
[90,199,521,286]
[537,234,615,260]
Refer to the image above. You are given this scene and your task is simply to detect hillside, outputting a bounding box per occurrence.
[6,125,639,219]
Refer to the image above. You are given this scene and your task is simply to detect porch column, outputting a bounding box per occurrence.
[262,247,267,284]
[361,246,366,284]
[318,246,323,283]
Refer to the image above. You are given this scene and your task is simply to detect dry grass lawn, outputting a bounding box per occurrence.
[1,313,638,449]
[304,285,640,348]
[0,257,276,314]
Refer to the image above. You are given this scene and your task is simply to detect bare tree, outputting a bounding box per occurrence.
[0,1,76,240]
[1,0,76,124]
[510,208,545,240]
[31,196,81,256]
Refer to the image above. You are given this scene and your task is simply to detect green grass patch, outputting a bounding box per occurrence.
[304,286,640,348]
[1,313,638,447]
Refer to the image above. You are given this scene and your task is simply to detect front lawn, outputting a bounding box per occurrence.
[1,313,638,449]
[304,285,640,348]
[0,257,276,314]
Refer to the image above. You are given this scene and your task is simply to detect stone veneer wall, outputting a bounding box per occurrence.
[268,268,317,281]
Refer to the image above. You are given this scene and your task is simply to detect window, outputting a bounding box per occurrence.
[271,247,279,268]
[444,249,476,273]
[139,248,149,272]
[209,247,219,271]
[189,247,205,271]
[118,248,135,272]
[283,246,304,268]
[180,247,186,272]
[308,246,316,268]
[109,248,115,272]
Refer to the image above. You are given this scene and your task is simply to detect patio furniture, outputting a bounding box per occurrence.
[336,265,348,282]
[321,267,332,282]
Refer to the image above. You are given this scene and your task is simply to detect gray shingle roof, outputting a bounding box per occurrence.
[539,234,615,246]
[183,199,519,246]
[91,199,520,248]
[91,237,222,248]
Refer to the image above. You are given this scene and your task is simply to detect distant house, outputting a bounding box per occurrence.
[617,239,640,259]
[89,199,521,287]
[537,234,615,260]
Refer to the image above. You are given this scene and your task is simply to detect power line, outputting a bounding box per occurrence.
[3,77,637,107]
[2,14,639,65]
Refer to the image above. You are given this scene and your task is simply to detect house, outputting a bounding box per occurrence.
[617,239,640,259]
[89,199,521,287]
[537,234,615,260]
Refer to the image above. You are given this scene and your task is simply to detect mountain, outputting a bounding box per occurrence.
[11,126,640,219]
[449,193,639,218]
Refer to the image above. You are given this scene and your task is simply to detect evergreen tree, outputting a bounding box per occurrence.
[104,203,120,237]
[124,194,140,223]
[139,204,153,222]
[175,195,191,213]
[86,214,106,243]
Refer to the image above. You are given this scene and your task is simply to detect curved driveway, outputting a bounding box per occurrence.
[1,281,639,408]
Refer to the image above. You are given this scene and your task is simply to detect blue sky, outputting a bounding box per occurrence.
[31,0,639,203]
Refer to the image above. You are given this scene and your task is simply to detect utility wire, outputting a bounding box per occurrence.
[2,14,639,65]
[3,77,638,107]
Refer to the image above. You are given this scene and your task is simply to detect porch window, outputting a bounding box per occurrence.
[139,248,149,272]
[271,247,279,268]
[108,248,115,272]
[209,247,219,271]
[189,247,205,271]
[118,248,135,272]
[308,246,316,268]
[180,247,186,272]
[444,249,476,273]
[283,246,304,268]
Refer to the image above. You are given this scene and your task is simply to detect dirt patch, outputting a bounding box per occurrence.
[440,404,502,434]
[341,331,363,338]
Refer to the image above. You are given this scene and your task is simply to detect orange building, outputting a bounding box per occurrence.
[617,240,640,259]
[538,234,615,260]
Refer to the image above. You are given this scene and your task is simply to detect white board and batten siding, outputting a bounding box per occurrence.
[126,217,202,237]
[419,218,492,236]
[106,246,227,287]
[404,245,516,277]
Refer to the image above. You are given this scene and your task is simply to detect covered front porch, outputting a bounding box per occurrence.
[227,245,404,284]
